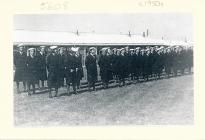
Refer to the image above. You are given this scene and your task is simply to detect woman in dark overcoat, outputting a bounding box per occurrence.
[98,48,113,89]
[46,46,59,98]
[117,48,127,86]
[58,47,66,88]
[74,48,84,90]
[85,47,98,91]
[26,48,38,95]
[14,44,27,93]
[36,46,47,89]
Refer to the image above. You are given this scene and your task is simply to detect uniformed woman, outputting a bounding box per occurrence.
[118,48,127,86]
[98,48,112,89]
[36,46,47,89]
[46,46,59,98]
[65,47,77,95]
[85,47,98,91]
[26,48,38,95]
[58,47,66,88]
[14,44,27,93]
[73,47,84,91]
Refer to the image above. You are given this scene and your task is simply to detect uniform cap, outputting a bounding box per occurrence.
[17,43,24,48]
[71,47,79,52]
[145,48,150,52]
[166,46,171,50]
[89,47,96,51]
[39,45,46,48]
[101,48,106,51]
[28,48,35,51]
[50,46,58,49]
[175,45,181,48]
[156,46,164,51]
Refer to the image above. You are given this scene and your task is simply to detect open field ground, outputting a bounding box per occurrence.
[14,74,193,126]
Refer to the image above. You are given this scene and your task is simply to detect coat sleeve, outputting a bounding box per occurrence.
[85,55,89,68]
[46,55,50,70]
[13,52,17,67]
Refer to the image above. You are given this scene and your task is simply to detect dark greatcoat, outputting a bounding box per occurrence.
[46,53,59,88]
[150,51,158,75]
[26,55,38,85]
[141,53,148,78]
[98,55,113,83]
[179,49,187,73]
[110,54,118,76]
[164,52,173,75]
[117,54,127,80]
[133,53,141,77]
[85,54,98,84]
[146,52,155,76]
[14,51,27,82]
[143,54,151,77]
[129,54,136,76]
[74,54,84,80]
[65,53,77,85]
[124,52,131,77]
[186,49,193,70]
[155,53,164,75]
[137,53,144,77]
[114,55,121,78]
[172,50,179,75]
[58,53,66,87]
[36,52,47,81]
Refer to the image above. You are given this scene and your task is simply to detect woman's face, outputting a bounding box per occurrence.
[131,50,134,55]
[107,49,112,55]
[121,49,125,55]
[125,47,129,52]
[30,49,35,56]
[116,50,120,55]
[147,50,150,55]
[101,50,106,56]
[55,48,59,53]
[59,48,64,54]
[40,48,45,53]
[19,46,24,52]
[90,49,96,55]
[113,48,117,54]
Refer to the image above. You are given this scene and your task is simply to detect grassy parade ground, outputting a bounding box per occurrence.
[14,74,193,126]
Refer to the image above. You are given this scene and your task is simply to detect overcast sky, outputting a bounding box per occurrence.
[14,13,193,41]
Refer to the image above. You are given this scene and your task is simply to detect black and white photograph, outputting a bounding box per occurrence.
[13,14,193,126]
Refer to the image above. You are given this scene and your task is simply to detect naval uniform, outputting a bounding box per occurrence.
[14,51,27,82]
[46,53,59,89]
[85,54,98,90]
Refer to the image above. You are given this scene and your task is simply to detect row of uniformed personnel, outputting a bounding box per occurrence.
[14,44,193,97]
[98,46,193,88]
[14,45,84,97]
